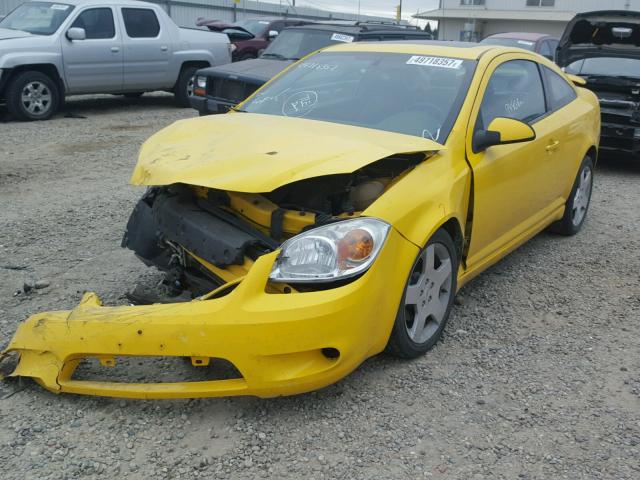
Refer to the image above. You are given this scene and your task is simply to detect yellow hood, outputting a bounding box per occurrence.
[131,113,445,193]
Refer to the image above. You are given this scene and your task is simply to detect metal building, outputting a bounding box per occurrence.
[1,0,392,26]
[415,0,640,41]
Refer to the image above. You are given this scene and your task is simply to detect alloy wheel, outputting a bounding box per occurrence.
[21,81,52,116]
[571,164,592,227]
[404,242,453,344]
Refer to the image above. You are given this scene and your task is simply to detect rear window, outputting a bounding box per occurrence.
[480,37,536,51]
[122,8,160,38]
[262,29,357,61]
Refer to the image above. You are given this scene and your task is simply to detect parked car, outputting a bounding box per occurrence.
[190,22,434,115]
[196,17,312,62]
[0,0,231,121]
[2,41,600,399]
[558,10,640,157]
[480,32,559,61]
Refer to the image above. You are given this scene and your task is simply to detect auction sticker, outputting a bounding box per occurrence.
[51,3,70,9]
[331,33,355,43]
[406,56,463,69]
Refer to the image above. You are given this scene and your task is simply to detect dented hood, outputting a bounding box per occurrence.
[131,113,444,193]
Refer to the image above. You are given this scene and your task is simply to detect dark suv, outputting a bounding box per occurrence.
[190,22,433,115]
[558,10,640,157]
[196,17,311,62]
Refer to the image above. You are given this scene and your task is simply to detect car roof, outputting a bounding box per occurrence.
[322,40,508,60]
[52,0,162,7]
[287,23,427,35]
[484,32,555,41]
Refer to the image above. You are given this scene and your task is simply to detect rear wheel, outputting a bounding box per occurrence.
[6,71,60,121]
[386,229,458,359]
[549,156,594,236]
[174,66,198,107]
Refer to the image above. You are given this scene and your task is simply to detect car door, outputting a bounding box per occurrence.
[61,7,123,93]
[464,55,567,270]
[119,7,172,90]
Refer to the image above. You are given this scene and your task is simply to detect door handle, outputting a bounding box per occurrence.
[160,46,168,51]
[110,46,120,53]
[546,140,560,152]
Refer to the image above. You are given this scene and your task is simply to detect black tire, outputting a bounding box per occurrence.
[174,66,198,108]
[237,53,257,61]
[6,70,60,121]
[386,229,458,359]
[123,92,144,99]
[549,155,594,236]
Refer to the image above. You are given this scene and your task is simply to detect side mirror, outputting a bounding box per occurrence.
[473,117,536,153]
[565,73,586,86]
[268,30,279,39]
[66,27,86,41]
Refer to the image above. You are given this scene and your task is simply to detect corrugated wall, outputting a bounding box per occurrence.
[1,0,391,26]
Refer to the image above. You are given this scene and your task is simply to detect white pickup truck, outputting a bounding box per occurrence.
[0,0,232,120]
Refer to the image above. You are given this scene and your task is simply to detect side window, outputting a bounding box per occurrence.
[539,41,552,59]
[71,8,114,39]
[543,66,577,111]
[477,60,546,129]
[122,8,160,38]
[270,21,284,33]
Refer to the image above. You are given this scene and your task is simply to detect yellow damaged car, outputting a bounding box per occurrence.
[1,42,600,399]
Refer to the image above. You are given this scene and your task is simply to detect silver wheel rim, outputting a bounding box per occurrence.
[186,76,195,97]
[571,165,592,227]
[404,243,453,344]
[21,81,52,115]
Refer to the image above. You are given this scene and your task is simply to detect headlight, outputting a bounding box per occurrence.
[269,218,390,283]
[196,76,207,89]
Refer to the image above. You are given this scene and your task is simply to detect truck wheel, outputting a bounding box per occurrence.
[175,66,198,108]
[386,229,458,359]
[6,71,60,121]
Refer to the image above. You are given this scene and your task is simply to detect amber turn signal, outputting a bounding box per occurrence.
[338,228,374,263]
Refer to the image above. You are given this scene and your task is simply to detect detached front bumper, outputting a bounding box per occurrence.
[1,229,417,399]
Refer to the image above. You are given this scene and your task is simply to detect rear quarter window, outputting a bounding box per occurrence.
[542,66,577,111]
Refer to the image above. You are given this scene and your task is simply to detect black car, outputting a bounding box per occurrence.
[558,10,640,157]
[190,22,433,115]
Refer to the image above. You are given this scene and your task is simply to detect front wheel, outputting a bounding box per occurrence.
[550,156,594,236]
[6,71,60,121]
[386,229,458,359]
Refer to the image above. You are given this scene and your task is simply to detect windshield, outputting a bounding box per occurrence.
[234,19,270,37]
[480,37,536,51]
[262,29,356,61]
[242,52,476,142]
[0,2,73,35]
[566,57,640,79]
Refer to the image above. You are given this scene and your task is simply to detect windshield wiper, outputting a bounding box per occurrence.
[261,53,296,60]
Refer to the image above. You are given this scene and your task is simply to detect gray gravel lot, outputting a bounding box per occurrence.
[0,95,639,480]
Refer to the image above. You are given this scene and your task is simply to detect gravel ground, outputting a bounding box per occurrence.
[0,95,639,480]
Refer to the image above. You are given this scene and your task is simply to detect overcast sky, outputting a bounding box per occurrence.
[263,0,441,23]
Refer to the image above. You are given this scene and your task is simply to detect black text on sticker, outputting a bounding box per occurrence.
[407,56,463,69]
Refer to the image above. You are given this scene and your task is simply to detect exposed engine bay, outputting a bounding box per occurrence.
[122,154,425,302]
